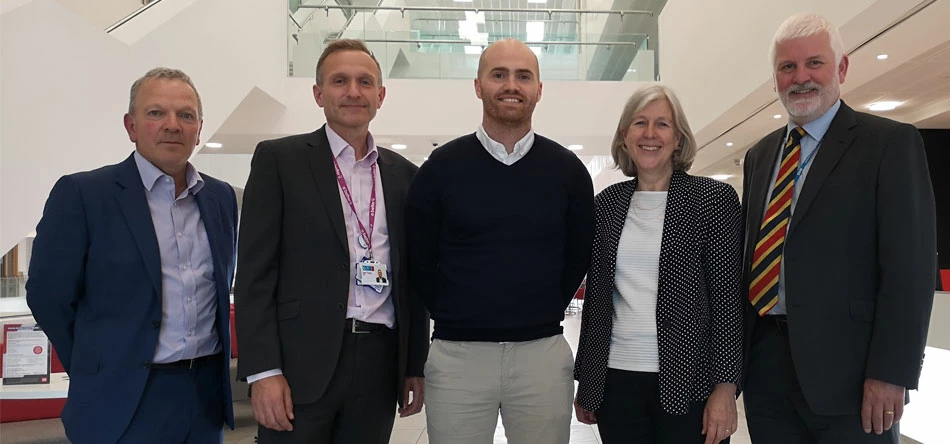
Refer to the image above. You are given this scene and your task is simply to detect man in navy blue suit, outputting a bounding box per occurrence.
[26,67,238,444]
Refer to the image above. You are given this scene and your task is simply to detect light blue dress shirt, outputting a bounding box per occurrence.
[764,99,842,315]
[133,152,220,363]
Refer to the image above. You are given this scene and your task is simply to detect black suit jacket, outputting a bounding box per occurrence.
[234,126,429,405]
[575,171,743,415]
[741,101,937,415]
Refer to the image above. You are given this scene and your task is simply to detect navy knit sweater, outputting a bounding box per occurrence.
[406,133,594,342]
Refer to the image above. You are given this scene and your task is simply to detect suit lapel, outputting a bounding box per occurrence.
[114,155,162,298]
[745,129,785,252]
[194,184,234,359]
[789,103,858,235]
[194,184,227,299]
[305,126,349,251]
[377,150,401,294]
[657,172,687,296]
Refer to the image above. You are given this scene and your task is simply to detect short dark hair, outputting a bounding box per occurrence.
[315,39,383,86]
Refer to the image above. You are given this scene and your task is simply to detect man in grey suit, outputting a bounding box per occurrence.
[741,12,936,444]
[234,39,428,444]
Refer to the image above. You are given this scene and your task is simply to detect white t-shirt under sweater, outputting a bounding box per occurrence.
[608,191,667,373]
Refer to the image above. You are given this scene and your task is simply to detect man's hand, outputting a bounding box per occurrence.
[251,375,295,432]
[399,377,425,417]
[574,397,597,424]
[861,378,905,435]
[702,383,738,444]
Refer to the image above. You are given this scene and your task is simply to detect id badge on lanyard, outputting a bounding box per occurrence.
[333,156,390,293]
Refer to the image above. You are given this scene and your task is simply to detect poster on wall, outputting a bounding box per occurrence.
[2,324,51,385]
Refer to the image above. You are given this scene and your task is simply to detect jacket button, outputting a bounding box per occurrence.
[340,263,348,271]
[336,303,345,310]
[152,321,161,329]
[141,361,151,368]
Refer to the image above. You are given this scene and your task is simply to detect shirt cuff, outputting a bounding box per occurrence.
[246,368,283,384]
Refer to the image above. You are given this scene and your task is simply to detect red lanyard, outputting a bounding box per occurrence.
[331,156,377,257]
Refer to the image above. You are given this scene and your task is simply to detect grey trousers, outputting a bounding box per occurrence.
[424,335,574,444]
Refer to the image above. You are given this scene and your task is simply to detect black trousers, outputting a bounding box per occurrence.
[257,326,399,444]
[743,316,899,444]
[596,368,727,444]
[117,354,225,444]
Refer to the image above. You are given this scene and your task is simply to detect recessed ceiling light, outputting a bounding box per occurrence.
[711,174,732,181]
[726,142,734,147]
[877,54,889,60]
[205,142,222,148]
[526,22,545,43]
[773,114,782,119]
[868,101,902,111]
[568,145,583,151]
[627,68,637,73]
[391,144,407,150]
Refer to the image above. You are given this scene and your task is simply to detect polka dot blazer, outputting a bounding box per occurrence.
[574,171,743,415]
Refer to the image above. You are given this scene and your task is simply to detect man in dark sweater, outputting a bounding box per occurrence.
[406,39,594,444]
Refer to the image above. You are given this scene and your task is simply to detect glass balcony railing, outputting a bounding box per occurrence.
[288,1,660,81]
[0,277,27,299]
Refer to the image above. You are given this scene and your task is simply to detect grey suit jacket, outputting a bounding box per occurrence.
[234,126,429,405]
[741,101,937,415]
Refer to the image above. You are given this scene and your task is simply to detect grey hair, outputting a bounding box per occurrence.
[769,12,845,68]
[128,67,203,119]
[611,84,697,177]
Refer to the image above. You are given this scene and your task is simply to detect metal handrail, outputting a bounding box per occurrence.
[340,38,643,47]
[105,0,166,33]
[289,11,303,31]
[301,4,654,20]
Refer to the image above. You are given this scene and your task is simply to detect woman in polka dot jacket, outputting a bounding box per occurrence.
[573,85,743,444]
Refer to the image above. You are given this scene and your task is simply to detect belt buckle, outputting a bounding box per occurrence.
[350,320,370,334]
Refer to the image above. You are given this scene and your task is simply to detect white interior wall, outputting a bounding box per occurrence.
[54,0,142,30]
[658,0,879,134]
[1,0,926,251]
[1,0,285,251]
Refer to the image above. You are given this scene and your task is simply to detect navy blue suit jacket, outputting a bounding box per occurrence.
[26,154,237,443]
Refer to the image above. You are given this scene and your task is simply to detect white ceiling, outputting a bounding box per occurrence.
[690,0,950,194]
[206,0,950,195]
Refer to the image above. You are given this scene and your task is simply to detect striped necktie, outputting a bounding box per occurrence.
[749,127,805,316]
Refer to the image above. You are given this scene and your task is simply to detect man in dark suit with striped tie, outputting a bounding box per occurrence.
[740,12,936,444]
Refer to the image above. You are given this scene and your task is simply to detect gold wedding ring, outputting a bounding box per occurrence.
[885,411,895,415]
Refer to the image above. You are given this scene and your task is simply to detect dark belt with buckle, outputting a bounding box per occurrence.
[151,353,220,370]
[345,318,389,334]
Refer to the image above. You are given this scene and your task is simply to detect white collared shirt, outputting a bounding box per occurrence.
[475,125,535,165]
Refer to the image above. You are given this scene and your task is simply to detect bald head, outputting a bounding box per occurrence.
[477,39,540,80]
[473,38,543,131]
